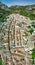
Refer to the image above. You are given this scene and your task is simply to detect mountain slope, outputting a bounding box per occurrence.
[0,2,8,10]
[0,2,11,22]
[9,4,35,20]
[0,2,35,22]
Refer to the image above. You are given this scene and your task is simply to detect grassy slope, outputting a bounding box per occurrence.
[9,5,35,20]
[0,8,12,22]
[0,3,35,22]
[0,58,2,65]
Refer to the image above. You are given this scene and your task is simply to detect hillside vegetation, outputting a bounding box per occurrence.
[0,2,12,22]
[0,2,35,22]
[10,5,35,20]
